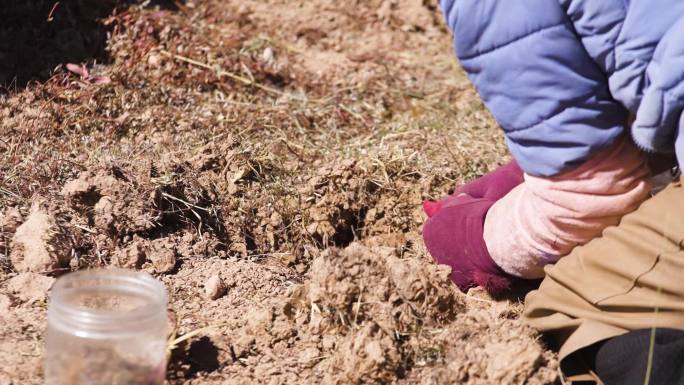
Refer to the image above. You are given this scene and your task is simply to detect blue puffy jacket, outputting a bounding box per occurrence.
[441,0,684,176]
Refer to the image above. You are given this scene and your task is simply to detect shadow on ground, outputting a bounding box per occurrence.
[0,0,182,92]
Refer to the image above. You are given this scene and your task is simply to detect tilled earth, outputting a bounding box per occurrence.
[0,1,558,384]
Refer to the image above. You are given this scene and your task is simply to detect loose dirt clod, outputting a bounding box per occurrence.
[0,294,11,314]
[111,237,147,269]
[328,322,402,384]
[6,273,55,303]
[147,239,178,274]
[204,274,226,300]
[0,207,22,234]
[9,202,69,273]
[0,207,23,267]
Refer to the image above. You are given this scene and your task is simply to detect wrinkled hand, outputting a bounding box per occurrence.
[422,194,516,295]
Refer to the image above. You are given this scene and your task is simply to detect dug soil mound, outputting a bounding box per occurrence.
[0,1,557,384]
[190,242,556,385]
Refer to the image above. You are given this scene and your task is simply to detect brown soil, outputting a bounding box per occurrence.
[0,1,558,384]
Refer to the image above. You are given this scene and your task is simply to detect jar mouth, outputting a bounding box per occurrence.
[48,269,168,338]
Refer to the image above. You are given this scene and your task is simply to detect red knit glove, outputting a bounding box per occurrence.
[423,160,524,217]
[422,161,524,294]
[423,195,516,294]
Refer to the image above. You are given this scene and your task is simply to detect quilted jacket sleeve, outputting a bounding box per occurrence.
[560,0,684,168]
[631,16,684,165]
[441,0,627,177]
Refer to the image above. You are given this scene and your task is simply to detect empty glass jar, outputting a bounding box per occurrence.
[45,269,168,385]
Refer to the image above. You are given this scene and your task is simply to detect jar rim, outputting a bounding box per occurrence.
[48,268,167,337]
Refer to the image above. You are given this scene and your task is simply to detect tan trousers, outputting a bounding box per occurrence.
[523,178,684,384]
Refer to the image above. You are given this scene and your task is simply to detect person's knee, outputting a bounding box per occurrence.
[595,328,684,385]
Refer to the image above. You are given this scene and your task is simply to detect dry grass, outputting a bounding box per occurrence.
[0,0,509,269]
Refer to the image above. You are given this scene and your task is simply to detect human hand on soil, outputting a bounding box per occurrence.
[422,194,515,295]
[423,160,523,217]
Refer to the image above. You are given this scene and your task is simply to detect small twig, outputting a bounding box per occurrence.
[644,286,662,385]
[159,50,311,102]
[72,224,96,234]
[279,138,305,161]
[240,62,256,83]
[463,295,494,304]
[169,325,215,349]
[353,286,364,325]
[0,187,20,199]
[47,1,60,22]
[338,103,365,121]
[160,191,210,212]
[299,355,330,365]
[247,252,292,258]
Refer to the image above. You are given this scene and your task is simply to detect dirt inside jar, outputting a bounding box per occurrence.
[48,347,166,385]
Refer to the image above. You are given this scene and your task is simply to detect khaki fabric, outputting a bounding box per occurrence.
[523,178,684,383]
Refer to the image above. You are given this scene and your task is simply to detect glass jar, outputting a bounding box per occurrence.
[45,269,168,385]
